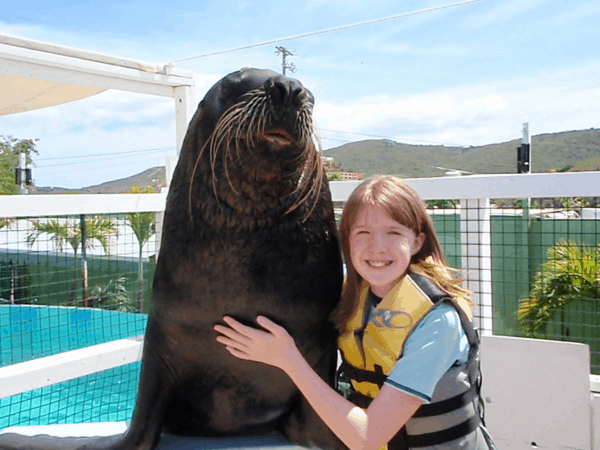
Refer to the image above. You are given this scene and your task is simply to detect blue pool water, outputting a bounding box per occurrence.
[0,305,147,429]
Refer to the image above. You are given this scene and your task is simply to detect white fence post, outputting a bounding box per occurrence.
[460,198,493,335]
[174,85,195,157]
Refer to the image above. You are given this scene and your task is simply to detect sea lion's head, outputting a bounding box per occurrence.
[187,68,324,223]
[201,67,315,150]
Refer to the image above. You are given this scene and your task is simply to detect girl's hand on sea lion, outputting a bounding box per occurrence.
[214,316,301,373]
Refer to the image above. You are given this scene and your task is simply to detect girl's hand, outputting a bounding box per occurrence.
[214,316,299,373]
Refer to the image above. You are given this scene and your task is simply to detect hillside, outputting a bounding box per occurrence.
[35,167,166,194]
[32,128,600,194]
[323,128,600,178]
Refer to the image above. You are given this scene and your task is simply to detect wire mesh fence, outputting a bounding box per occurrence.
[428,197,600,374]
[1,363,141,427]
[0,178,599,428]
[1,213,156,312]
[0,212,155,428]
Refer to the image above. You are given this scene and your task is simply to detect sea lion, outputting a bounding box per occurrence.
[0,68,345,450]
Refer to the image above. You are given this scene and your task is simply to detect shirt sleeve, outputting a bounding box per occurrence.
[383,303,469,403]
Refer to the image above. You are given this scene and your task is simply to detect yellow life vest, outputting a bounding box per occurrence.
[337,270,484,449]
[338,271,472,398]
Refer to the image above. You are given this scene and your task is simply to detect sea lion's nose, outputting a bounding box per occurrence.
[264,75,308,108]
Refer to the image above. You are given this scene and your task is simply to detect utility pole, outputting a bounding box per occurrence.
[275,46,296,75]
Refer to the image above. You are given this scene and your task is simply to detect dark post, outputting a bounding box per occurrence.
[517,123,531,174]
[80,214,89,307]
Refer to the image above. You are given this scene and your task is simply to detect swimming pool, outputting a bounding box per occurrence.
[0,305,146,429]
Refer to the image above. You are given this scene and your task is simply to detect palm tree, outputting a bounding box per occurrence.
[125,186,156,312]
[518,239,600,337]
[27,216,117,306]
[0,217,17,230]
[89,277,137,312]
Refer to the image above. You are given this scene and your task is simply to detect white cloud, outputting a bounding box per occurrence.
[316,63,600,148]
[33,120,178,188]
[2,15,598,187]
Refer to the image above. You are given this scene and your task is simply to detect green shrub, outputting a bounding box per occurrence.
[88,277,137,312]
[518,239,600,337]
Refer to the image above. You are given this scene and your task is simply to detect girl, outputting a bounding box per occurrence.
[214,175,494,450]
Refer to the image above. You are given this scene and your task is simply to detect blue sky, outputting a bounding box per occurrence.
[1,0,599,188]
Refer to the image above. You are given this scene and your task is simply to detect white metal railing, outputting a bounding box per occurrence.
[0,336,144,399]
[1,172,600,398]
[329,171,600,201]
[0,192,167,217]
[2,172,596,218]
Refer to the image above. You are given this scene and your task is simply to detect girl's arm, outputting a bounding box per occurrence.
[214,316,422,450]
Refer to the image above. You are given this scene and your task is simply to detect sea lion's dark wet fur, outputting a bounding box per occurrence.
[0,68,345,450]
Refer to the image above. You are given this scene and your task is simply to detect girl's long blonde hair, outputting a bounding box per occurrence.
[330,175,471,331]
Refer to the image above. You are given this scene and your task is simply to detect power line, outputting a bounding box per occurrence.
[537,141,600,148]
[319,128,465,147]
[36,146,176,162]
[36,148,174,169]
[174,0,485,62]
[37,159,163,178]
[321,136,352,144]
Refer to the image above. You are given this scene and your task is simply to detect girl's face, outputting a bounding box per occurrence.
[349,204,425,298]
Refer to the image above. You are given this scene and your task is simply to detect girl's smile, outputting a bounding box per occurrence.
[350,205,425,298]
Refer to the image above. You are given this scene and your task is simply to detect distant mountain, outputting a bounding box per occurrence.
[35,167,166,194]
[33,129,600,194]
[323,128,600,178]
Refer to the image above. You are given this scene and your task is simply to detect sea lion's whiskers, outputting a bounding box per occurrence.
[245,100,265,152]
[195,81,321,222]
[302,141,325,222]
[250,94,269,149]
[258,102,269,140]
[223,128,241,198]
[233,124,245,166]
[291,164,323,223]
[188,138,212,226]
[239,90,266,133]
[208,115,240,204]
[281,102,323,221]
[209,91,270,197]
[214,107,245,158]
[302,109,316,148]
[232,109,249,165]
[286,153,321,220]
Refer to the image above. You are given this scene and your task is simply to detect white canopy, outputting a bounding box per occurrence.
[0,34,195,153]
[0,72,104,115]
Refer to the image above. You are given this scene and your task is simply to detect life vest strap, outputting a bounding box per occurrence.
[344,390,481,448]
[406,415,481,448]
[337,360,387,387]
[339,360,479,419]
[412,384,478,418]
[347,391,373,409]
